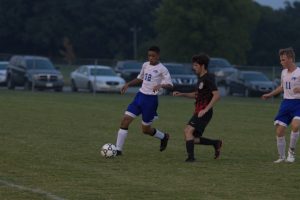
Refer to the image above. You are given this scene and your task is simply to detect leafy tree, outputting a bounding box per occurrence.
[248,1,300,65]
[155,0,260,64]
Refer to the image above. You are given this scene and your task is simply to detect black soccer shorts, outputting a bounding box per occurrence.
[188,109,213,137]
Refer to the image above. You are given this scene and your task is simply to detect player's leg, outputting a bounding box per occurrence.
[273,100,291,163]
[141,124,169,152]
[286,118,300,162]
[192,110,223,159]
[274,124,286,163]
[140,93,169,151]
[115,114,135,155]
[185,125,196,162]
[115,93,141,155]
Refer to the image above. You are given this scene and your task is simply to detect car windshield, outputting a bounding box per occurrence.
[209,59,232,68]
[0,63,7,69]
[165,64,193,75]
[90,68,116,76]
[26,59,55,70]
[243,73,269,81]
[122,62,142,69]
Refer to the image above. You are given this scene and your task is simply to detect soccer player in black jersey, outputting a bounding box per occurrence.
[173,54,223,162]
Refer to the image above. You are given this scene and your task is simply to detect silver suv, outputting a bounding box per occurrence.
[7,55,64,91]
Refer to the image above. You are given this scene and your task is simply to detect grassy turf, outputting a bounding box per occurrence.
[0,91,299,200]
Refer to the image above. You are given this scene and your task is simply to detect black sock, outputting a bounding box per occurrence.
[186,140,194,159]
[199,137,218,146]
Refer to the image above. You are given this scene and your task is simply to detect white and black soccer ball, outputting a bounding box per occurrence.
[100,143,117,158]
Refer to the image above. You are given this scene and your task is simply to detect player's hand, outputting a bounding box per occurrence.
[153,84,161,93]
[198,110,206,118]
[293,87,300,93]
[261,93,272,100]
[121,83,129,94]
[173,91,181,96]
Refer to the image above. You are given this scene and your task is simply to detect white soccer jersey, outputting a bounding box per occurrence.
[137,62,173,95]
[282,67,300,99]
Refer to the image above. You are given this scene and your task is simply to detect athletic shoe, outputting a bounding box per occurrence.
[286,150,296,163]
[273,157,286,163]
[185,157,195,162]
[116,150,122,156]
[214,140,223,159]
[160,133,169,152]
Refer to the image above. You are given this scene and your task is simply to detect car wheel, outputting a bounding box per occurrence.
[71,80,78,92]
[55,87,63,92]
[244,88,249,97]
[24,80,32,90]
[7,76,15,90]
[88,82,94,93]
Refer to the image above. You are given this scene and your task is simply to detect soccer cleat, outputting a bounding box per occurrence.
[185,157,195,162]
[214,140,223,159]
[160,133,169,152]
[116,150,122,156]
[286,150,296,163]
[273,157,286,163]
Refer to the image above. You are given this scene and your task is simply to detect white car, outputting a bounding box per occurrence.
[70,65,125,92]
[0,61,8,86]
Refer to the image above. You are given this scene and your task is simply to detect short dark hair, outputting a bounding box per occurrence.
[192,53,210,69]
[148,46,160,54]
[279,47,295,61]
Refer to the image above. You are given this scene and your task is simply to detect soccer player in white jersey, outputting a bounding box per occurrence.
[115,46,173,156]
[262,47,300,163]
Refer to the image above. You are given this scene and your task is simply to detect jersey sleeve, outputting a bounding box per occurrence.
[161,66,173,86]
[137,63,146,80]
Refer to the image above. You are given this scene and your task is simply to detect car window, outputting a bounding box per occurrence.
[0,63,7,69]
[26,59,55,70]
[243,73,269,81]
[122,62,142,69]
[209,59,232,68]
[90,68,116,76]
[165,64,193,75]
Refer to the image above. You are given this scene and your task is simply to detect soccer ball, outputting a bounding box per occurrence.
[100,143,117,158]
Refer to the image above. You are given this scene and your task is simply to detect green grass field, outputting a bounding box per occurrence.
[0,91,300,200]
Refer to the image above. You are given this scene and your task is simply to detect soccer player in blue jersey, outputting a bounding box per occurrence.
[173,54,222,162]
[262,47,300,163]
[115,46,173,156]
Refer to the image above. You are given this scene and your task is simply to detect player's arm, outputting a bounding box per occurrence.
[198,90,221,118]
[121,78,143,94]
[173,91,196,98]
[261,85,283,100]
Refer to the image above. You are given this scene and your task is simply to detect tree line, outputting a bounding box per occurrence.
[0,0,299,65]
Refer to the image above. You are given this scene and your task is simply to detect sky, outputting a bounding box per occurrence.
[254,0,299,9]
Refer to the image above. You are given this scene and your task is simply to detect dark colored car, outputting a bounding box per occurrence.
[164,63,198,93]
[208,57,238,86]
[6,55,64,91]
[226,70,276,97]
[114,60,143,81]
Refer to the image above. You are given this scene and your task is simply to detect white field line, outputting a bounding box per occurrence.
[0,179,67,200]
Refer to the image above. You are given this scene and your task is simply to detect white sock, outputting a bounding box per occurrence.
[277,136,286,159]
[290,131,300,151]
[116,129,128,151]
[153,129,165,140]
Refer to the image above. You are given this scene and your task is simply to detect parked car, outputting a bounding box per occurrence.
[0,61,8,86]
[164,63,198,93]
[114,60,143,81]
[6,55,64,91]
[208,57,238,86]
[70,65,125,92]
[225,70,276,97]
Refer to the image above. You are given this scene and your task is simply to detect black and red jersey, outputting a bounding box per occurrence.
[194,73,218,113]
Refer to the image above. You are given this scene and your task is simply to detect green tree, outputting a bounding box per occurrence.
[155,0,260,64]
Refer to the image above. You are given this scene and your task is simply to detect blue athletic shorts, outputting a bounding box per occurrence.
[274,99,300,127]
[125,92,158,125]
